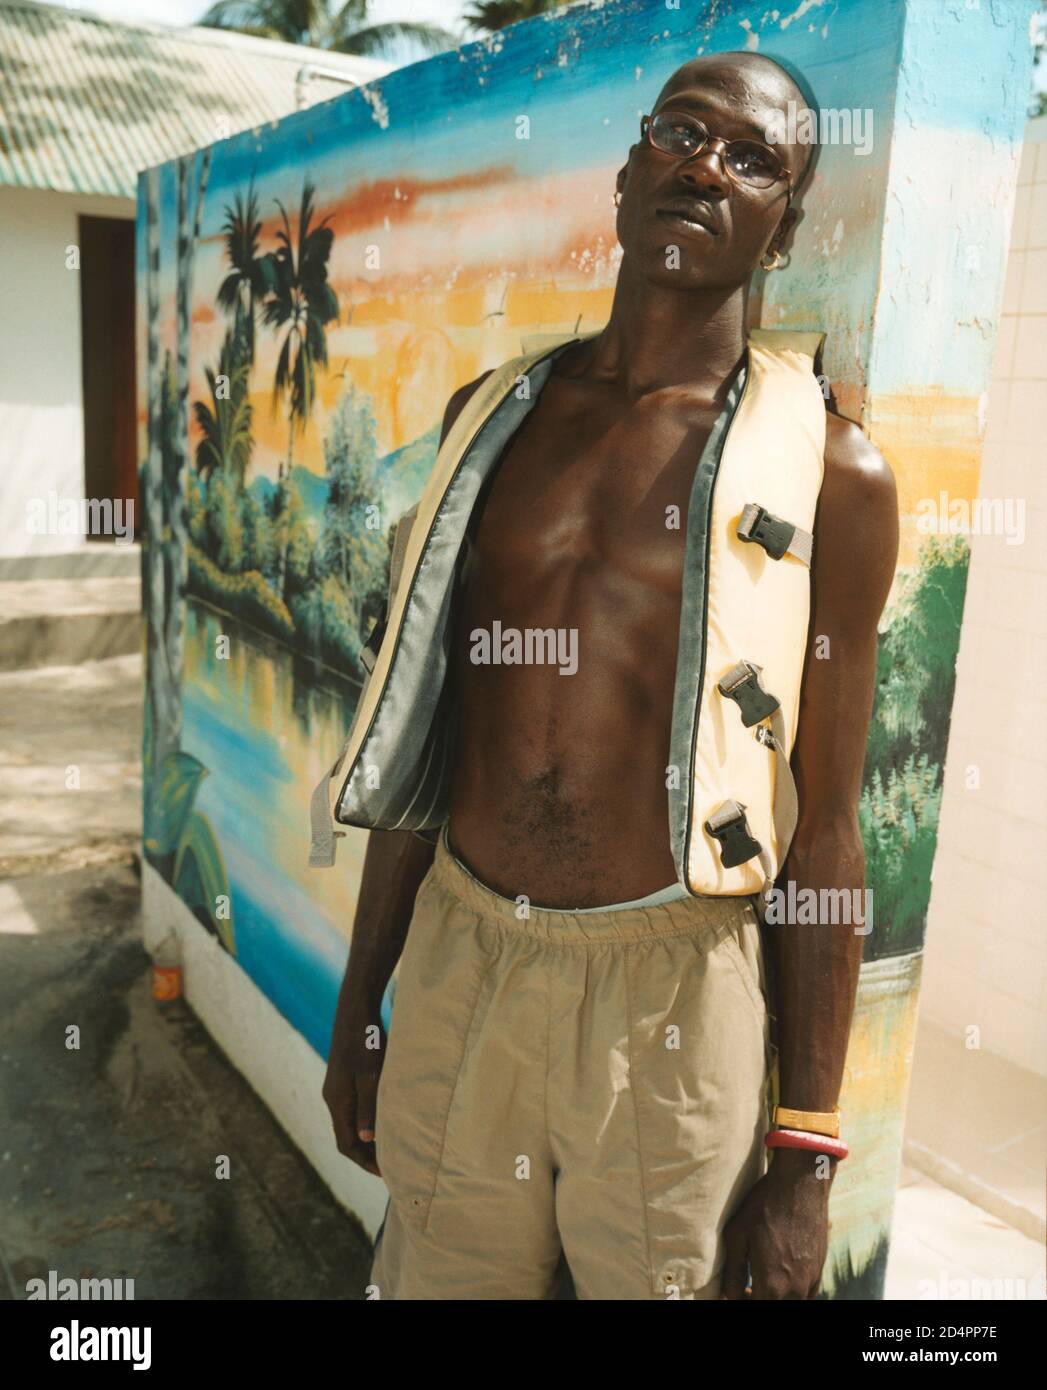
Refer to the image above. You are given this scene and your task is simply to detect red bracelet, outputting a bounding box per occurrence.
[765,1127,849,1161]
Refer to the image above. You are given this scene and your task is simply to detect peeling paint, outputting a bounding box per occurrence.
[359,84,389,130]
[738,18,760,50]
[778,0,826,32]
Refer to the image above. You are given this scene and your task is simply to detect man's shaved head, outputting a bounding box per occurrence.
[652,51,816,189]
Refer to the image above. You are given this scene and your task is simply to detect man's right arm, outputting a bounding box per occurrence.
[322,368,493,1177]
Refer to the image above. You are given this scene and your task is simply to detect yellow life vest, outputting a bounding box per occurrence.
[310,327,826,902]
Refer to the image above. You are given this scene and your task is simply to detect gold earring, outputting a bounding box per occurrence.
[760,249,782,271]
[613,189,622,207]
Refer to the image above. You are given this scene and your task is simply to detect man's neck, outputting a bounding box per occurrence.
[575,264,748,401]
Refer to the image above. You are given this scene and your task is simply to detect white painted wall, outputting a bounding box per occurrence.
[0,185,134,559]
[920,116,1047,1078]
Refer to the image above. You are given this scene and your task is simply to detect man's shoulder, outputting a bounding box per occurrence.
[821,409,896,518]
[812,409,899,612]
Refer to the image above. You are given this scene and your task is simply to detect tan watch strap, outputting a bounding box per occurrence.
[772,1105,841,1139]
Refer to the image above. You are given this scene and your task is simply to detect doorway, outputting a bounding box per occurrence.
[79,215,138,541]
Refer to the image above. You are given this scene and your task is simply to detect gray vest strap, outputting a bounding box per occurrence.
[308,504,419,869]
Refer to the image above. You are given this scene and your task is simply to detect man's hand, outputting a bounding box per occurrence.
[721,1149,834,1299]
[323,1009,385,1178]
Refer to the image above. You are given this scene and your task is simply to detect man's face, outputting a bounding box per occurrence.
[616,59,804,292]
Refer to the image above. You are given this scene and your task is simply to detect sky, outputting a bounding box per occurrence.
[61,0,473,36]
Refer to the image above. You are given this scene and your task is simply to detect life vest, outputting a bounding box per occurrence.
[309,327,826,905]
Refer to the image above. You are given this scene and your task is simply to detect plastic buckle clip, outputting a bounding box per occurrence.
[717,660,781,728]
[360,602,388,675]
[737,503,796,561]
[704,800,764,870]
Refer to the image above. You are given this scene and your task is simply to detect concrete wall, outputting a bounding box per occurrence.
[0,185,134,560]
[921,116,1047,1078]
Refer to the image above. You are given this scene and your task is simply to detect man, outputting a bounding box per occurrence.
[321,50,898,1299]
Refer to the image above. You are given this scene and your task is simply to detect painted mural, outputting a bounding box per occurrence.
[137,0,1033,1298]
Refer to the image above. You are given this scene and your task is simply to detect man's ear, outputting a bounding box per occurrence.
[771,206,799,256]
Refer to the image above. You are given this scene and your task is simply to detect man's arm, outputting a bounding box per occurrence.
[322,369,493,1176]
[723,411,898,1298]
[777,414,898,1118]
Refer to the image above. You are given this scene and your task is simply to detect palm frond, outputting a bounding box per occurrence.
[330,21,458,57]
[199,0,295,41]
[462,0,566,34]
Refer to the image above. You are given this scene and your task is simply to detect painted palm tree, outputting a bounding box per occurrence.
[263,179,339,478]
[192,333,253,488]
[262,179,339,594]
[463,0,567,30]
[217,184,271,367]
[199,0,457,56]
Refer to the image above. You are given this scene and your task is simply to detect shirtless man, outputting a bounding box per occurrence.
[323,50,898,1300]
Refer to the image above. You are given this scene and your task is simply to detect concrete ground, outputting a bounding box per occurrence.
[0,637,1040,1300]
[0,651,372,1300]
[887,1168,1044,1301]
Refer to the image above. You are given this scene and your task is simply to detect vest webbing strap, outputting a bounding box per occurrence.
[308,505,419,869]
[737,501,813,567]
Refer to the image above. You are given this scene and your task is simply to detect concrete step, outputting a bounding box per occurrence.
[0,543,141,580]
[0,577,141,671]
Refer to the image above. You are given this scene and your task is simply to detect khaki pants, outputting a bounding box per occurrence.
[369,829,774,1300]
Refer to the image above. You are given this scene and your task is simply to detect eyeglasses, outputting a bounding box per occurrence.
[640,110,791,196]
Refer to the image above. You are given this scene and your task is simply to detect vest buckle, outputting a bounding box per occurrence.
[704,800,764,869]
[717,659,781,728]
[360,601,389,675]
[737,502,797,561]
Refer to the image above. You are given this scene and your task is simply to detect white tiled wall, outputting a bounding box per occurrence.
[920,118,1047,1078]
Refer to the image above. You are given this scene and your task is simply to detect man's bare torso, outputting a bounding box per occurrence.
[445,341,744,907]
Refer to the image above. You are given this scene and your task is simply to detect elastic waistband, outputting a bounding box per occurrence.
[432,825,753,945]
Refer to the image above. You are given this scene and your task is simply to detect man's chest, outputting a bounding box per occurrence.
[466,393,723,596]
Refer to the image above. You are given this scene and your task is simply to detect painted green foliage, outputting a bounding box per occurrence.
[860,535,971,960]
[142,704,236,957]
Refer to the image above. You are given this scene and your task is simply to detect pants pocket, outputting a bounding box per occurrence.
[716,902,777,1088]
[374,893,495,1230]
[714,902,767,1021]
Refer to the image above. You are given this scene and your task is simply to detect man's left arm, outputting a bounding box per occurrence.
[722,412,898,1300]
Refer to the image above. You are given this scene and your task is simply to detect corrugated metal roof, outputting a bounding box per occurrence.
[0,0,391,199]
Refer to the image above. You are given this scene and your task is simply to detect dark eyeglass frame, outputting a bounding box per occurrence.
[640,110,792,200]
